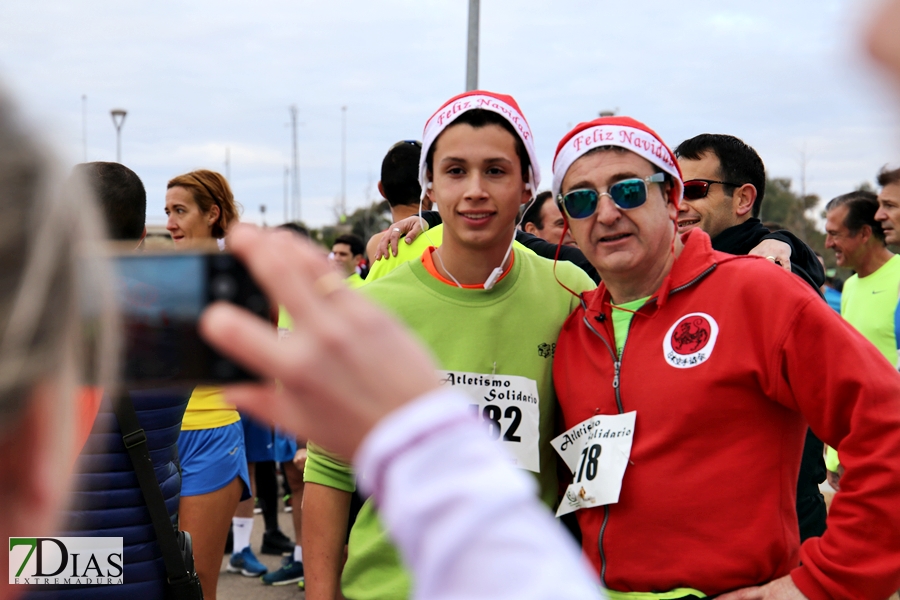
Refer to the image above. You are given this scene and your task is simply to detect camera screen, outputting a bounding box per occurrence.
[114,254,209,384]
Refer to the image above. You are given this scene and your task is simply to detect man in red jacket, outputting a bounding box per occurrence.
[550,116,900,599]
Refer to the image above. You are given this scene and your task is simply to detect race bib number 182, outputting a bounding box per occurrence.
[438,370,541,473]
[551,411,636,517]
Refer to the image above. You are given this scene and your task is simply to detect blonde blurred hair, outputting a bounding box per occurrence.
[0,90,118,437]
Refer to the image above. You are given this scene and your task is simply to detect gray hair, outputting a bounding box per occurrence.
[0,89,118,435]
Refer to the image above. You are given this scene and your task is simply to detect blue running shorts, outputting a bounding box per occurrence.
[241,413,298,463]
[178,421,251,500]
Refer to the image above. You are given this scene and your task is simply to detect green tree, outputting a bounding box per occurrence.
[315,200,392,255]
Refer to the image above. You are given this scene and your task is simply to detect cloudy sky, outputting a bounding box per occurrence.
[1,0,898,230]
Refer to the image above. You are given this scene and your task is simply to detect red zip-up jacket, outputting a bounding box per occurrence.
[554,229,900,599]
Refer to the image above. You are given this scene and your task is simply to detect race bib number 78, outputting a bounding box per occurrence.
[438,370,541,473]
[551,411,636,516]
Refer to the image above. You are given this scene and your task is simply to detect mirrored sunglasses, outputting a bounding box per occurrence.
[557,173,666,219]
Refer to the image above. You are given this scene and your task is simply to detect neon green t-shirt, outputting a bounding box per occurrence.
[840,254,900,367]
[365,224,533,284]
[347,272,365,289]
[305,248,595,600]
[611,296,650,358]
[365,224,444,284]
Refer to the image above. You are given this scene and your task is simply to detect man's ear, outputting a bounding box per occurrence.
[734,184,757,217]
[377,181,387,200]
[520,187,532,206]
[524,222,539,235]
[859,224,873,244]
[425,174,435,204]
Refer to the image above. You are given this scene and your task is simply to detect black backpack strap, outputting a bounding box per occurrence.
[113,391,194,586]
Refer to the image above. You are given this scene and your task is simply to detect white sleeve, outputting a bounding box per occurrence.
[354,388,604,600]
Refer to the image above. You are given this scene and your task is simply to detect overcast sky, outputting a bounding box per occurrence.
[1,0,898,229]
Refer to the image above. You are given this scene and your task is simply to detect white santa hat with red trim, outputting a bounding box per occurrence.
[419,90,540,198]
[551,116,683,207]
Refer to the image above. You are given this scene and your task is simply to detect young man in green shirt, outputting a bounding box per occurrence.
[331,233,367,288]
[302,91,594,600]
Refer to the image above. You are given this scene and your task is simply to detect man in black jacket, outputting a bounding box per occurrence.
[675,133,827,542]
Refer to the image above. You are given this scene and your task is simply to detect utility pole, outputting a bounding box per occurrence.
[341,105,347,217]
[82,95,87,162]
[465,0,480,91]
[283,165,290,224]
[290,105,300,221]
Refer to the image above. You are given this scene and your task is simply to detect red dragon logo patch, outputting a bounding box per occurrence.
[670,316,711,354]
[663,313,719,368]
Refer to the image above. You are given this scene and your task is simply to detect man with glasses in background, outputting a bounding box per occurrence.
[674,134,823,289]
[673,134,828,543]
[550,116,900,599]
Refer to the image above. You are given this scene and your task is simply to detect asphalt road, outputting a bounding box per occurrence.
[218,510,303,600]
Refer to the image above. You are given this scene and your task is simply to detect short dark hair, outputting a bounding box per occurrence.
[877,165,900,188]
[334,233,365,257]
[521,191,553,229]
[425,109,530,183]
[74,161,146,240]
[279,222,309,238]
[381,141,422,207]
[825,190,884,244]
[674,134,767,218]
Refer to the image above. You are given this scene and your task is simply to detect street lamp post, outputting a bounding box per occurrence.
[110,109,127,163]
[341,106,347,217]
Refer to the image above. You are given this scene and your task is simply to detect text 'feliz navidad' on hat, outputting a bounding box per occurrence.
[419,90,541,199]
[551,116,684,207]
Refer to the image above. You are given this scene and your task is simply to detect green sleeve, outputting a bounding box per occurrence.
[304,441,357,493]
[825,445,840,472]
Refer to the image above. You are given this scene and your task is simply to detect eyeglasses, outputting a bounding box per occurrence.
[682,179,741,200]
[557,173,666,219]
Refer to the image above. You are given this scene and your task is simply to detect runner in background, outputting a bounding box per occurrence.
[520,190,576,247]
[165,170,255,600]
[331,234,367,288]
[823,190,900,490]
[365,140,430,268]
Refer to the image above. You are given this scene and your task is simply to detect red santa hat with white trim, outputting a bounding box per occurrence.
[419,90,541,198]
[551,116,683,207]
